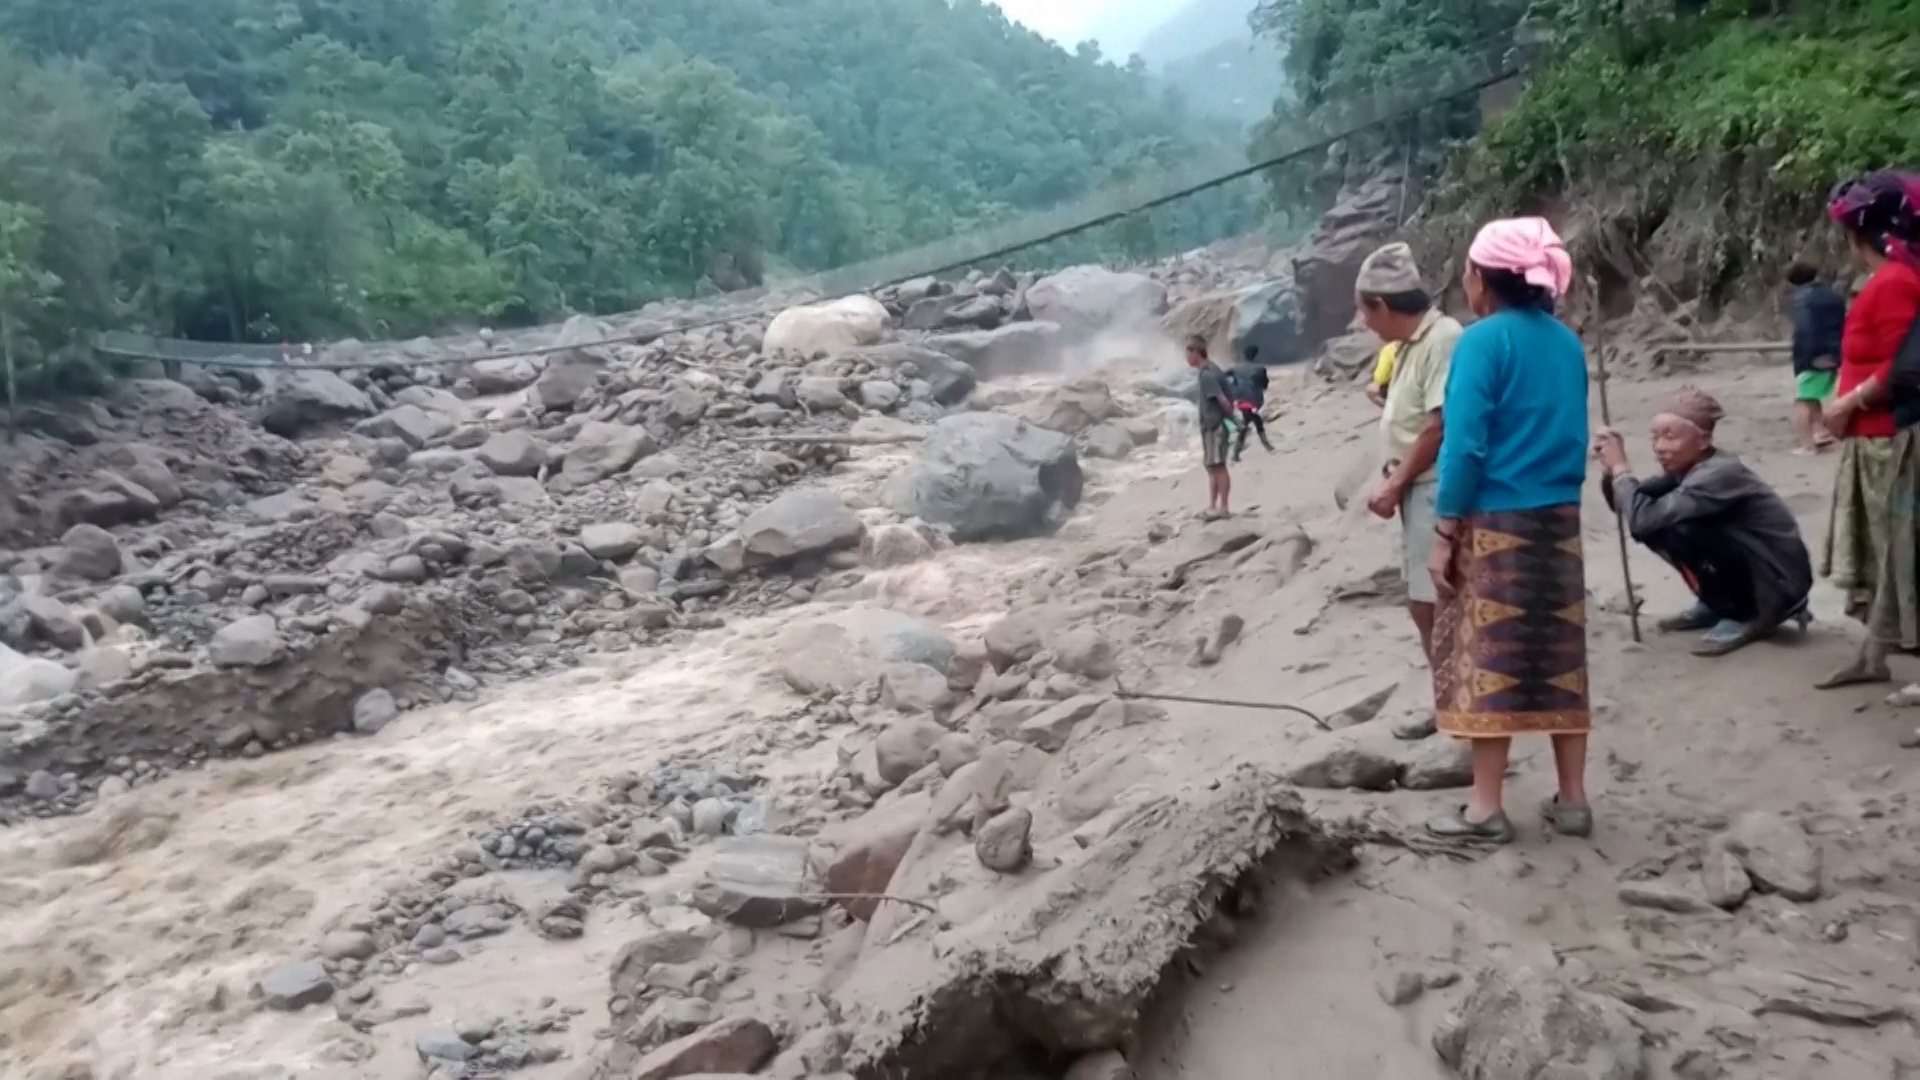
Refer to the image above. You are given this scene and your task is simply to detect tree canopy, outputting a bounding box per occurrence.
[0,0,1243,373]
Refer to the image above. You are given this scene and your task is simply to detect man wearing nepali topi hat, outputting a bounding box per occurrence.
[1355,241,1465,741]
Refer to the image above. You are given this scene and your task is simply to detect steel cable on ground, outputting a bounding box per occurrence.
[92,40,1522,374]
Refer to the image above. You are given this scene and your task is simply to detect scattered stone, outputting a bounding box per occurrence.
[1285,733,1399,792]
[210,614,285,668]
[320,931,378,962]
[860,523,935,569]
[352,688,399,735]
[582,522,645,561]
[1618,881,1709,915]
[56,523,123,581]
[24,770,64,801]
[97,583,146,625]
[536,352,601,411]
[1432,965,1645,1080]
[631,1016,778,1080]
[974,807,1033,873]
[1396,736,1472,791]
[477,430,547,476]
[1701,845,1752,911]
[825,820,920,922]
[257,960,335,1011]
[1082,422,1136,461]
[874,719,947,784]
[880,662,953,714]
[610,930,710,999]
[414,1028,481,1064]
[1052,627,1115,680]
[1724,811,1822,902]
[692,798,732,837]
[259,369,375,437]
[1015,695,1107,753]
[412,924,447,950]
[739,488,863,565]
[1378,970,1426,1007]
[562,421,659,485]
[692,836,825,928]
[22,593,87,650]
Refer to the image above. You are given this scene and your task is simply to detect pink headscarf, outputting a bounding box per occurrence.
[1468,217,1573,298]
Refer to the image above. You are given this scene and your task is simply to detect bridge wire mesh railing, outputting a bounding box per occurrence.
[91,36,1522,374]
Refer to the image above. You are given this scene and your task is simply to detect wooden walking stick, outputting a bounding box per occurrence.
[1592,333,1643,643]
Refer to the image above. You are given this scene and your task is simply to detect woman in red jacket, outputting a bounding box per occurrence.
[1818,171,1920,688]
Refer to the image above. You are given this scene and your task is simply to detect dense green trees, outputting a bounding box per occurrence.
[0,0,1240,372]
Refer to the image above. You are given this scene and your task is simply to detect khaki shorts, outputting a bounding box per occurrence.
[1401,480,1439,604]
[1201,426,1231,469]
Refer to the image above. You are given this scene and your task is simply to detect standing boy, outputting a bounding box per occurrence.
[1787,261,1846,455]
[1187,335,1238,519]
[1227,345,1275,461]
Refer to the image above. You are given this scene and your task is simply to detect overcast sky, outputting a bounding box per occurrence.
[991,0,1107,44]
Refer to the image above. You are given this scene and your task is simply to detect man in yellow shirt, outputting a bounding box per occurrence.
[1355,242,1464,740]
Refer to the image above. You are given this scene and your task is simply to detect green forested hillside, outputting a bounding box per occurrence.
[0,0,1233,368]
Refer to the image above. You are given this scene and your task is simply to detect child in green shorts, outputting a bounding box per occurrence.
[1787,261,1846,455]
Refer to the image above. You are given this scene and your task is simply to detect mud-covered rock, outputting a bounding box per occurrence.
[562,421,658,486]
[853,343,977,405]
[536,351,601,411]
[927,322,1064,381]
[478,430,547,477]
[974,806,1033,873]
[692,836,825,928]
[257,960,335,1011]
[209,614,285,668]
[259,369,375,437]
[632,1017,778,1080]
[1020,378,1121,435]
[1432,964,1645,1079]
[1723,811,1821,902]
[1286,732,1399,791]
[740,488,863,565]
[875,718,947,784]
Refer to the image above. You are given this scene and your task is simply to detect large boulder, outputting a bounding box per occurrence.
[1287,166,1404,352]
[850,344,976,406]
[905,293,1004,332]
[210,614,285,668]
[1019,378,1121,434]
[56,524,123,581]
[927,322,1063,381]
[764,296,889,358]
[740,488,864,565]
[477,430,547,477]
[102,444,182,507]
[776,607,957,695]
[259,369,375,437]
[0,641,76,709]
[535,351,601,411]
[1024,266,1168,337]
[352,404,444,449]
[561,422,658,486]
[889,413,1084,541]
[468,357,541,394]
[1229,275,1310,367]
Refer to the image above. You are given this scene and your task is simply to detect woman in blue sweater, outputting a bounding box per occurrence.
[1425,218,1593,845]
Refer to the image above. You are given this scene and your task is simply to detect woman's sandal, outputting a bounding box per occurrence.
[1539,796,1594,838]
[1424,807,1516,845]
